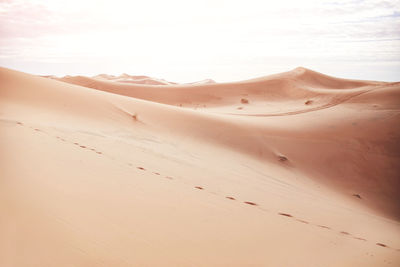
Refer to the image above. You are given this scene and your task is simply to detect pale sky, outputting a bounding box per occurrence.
[0,0,399,82]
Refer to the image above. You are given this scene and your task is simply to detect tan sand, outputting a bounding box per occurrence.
[1,66,399,266]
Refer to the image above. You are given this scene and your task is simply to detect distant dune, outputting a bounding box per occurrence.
[1,66,399,266]
[186,78,216,85]
[55,73,178,86]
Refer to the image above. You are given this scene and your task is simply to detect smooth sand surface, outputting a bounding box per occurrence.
[1,67,399,266]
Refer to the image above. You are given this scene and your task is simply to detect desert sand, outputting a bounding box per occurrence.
[1,66,399,266]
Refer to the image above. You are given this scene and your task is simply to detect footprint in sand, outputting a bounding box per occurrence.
[56,136,66,141]
[244,201,257,206]
[137,167,146,171]
[353,237,367,241]
[194,186,204,190]
[317,225,331,230]
[153,172,160,175]
[296,219,309,224]
[226,196,236,200]
[278,212,293,217]
[376,243,387,248]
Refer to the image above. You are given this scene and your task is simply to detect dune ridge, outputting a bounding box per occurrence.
[1,66,399,266]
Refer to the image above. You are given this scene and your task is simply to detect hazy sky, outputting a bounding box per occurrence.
[0,0,399,82]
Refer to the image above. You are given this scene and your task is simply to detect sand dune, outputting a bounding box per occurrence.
[1,66,399,266]
[81,73,175,85]
[186,78,216,85]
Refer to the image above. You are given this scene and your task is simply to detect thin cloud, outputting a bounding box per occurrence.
[0,0,399,82]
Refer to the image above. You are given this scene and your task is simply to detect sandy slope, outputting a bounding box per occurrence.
[1,67,399,266]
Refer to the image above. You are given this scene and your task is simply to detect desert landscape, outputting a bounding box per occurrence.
[1,66,399,266]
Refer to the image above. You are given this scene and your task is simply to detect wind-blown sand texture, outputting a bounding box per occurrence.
[1,67,399,266]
